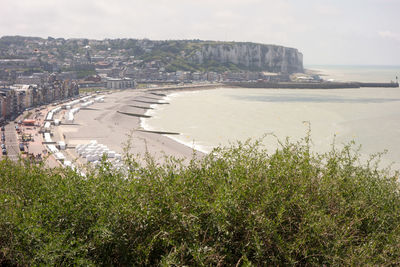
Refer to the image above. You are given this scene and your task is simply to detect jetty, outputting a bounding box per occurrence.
[147,83,223,92]
[225,81,399,89]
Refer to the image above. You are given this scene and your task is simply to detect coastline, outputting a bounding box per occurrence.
[140,91,212,154]
[136,85,400,171]
[6,79,400,170]
[57,86,217,166]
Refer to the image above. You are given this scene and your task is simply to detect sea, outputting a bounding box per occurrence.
[142,66,400,169]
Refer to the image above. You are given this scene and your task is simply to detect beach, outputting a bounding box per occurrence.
[8,66,400,171]
[57,89,206,165]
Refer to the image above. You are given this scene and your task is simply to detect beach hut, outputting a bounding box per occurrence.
[58,141,66,150]
[44,121,51,130]
[52,107,62,113]
[54,152,66,162]
[67,112,74,123]
[47,144,58,153]
[46,112,54,121]
[64,161,72,167]
[44,133,52,143]
[94,96,105,102]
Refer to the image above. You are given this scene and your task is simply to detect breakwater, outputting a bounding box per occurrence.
[134,100,169,105]
[137,129,180,135]
[117,111,151,118]
[147,83,223,92]
[225,81,399,89]
[358,82,399,88]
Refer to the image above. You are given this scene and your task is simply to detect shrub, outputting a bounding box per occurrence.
[0,137,399,265]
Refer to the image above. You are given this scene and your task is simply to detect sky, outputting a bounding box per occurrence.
[0,0,399,65]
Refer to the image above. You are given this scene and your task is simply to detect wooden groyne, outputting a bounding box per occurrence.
[134,100,169,105]
[137,129,180,135]
[226,81,399,89]
[80,108,99,111]
[140,96,163,101]
[150,92,167,97]
[117,111,151,118]
[129,105,154,110]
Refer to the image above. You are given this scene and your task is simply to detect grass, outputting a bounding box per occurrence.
[0,136,399,266]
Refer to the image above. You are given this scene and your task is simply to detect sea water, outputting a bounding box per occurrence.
[142,66,400,169]
[309,65,399,83]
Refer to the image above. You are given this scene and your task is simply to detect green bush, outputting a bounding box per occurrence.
[1,137,399,266]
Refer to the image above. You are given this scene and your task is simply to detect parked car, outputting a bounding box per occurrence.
[1,126,4,131]
[1,144,5,149]
[19,143,25,152]
[2,148,7,155]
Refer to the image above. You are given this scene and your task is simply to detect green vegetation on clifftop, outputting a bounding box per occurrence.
[1,137,399,266]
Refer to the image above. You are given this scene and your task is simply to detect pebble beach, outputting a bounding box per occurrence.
[57,89,204,166]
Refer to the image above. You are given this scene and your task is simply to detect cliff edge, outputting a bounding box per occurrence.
[187,42,303,74]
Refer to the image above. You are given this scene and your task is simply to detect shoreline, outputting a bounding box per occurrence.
[138,86,222,155]
[140,92,212,154]
[1,84,220,168]
[4,80,400,170]
[57,86,215,166]
[60,78,398,167]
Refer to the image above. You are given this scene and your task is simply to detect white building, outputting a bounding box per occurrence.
[106,78,136,89]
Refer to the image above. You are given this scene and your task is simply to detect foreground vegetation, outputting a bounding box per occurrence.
[1,137,400,266]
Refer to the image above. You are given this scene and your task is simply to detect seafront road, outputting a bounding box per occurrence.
[3,122,19,161]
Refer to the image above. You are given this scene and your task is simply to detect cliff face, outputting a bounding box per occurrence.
[188,43,303,74]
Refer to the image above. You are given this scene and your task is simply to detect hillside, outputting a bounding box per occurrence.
[133,40,303,73]
[0,36,303,74]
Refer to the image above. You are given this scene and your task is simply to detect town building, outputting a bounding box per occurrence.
[12,85,34,111]
[0,88,16,120]
[16,74,42,85]
[106,78,136,89]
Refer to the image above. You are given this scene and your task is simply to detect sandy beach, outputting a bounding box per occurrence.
[57,89,206,165]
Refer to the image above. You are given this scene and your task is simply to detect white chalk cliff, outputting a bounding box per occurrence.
[188,43,303,74]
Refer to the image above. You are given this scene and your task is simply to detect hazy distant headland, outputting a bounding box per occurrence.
[0,36,303,74]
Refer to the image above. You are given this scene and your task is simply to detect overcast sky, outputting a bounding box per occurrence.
[1,0,399,65]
